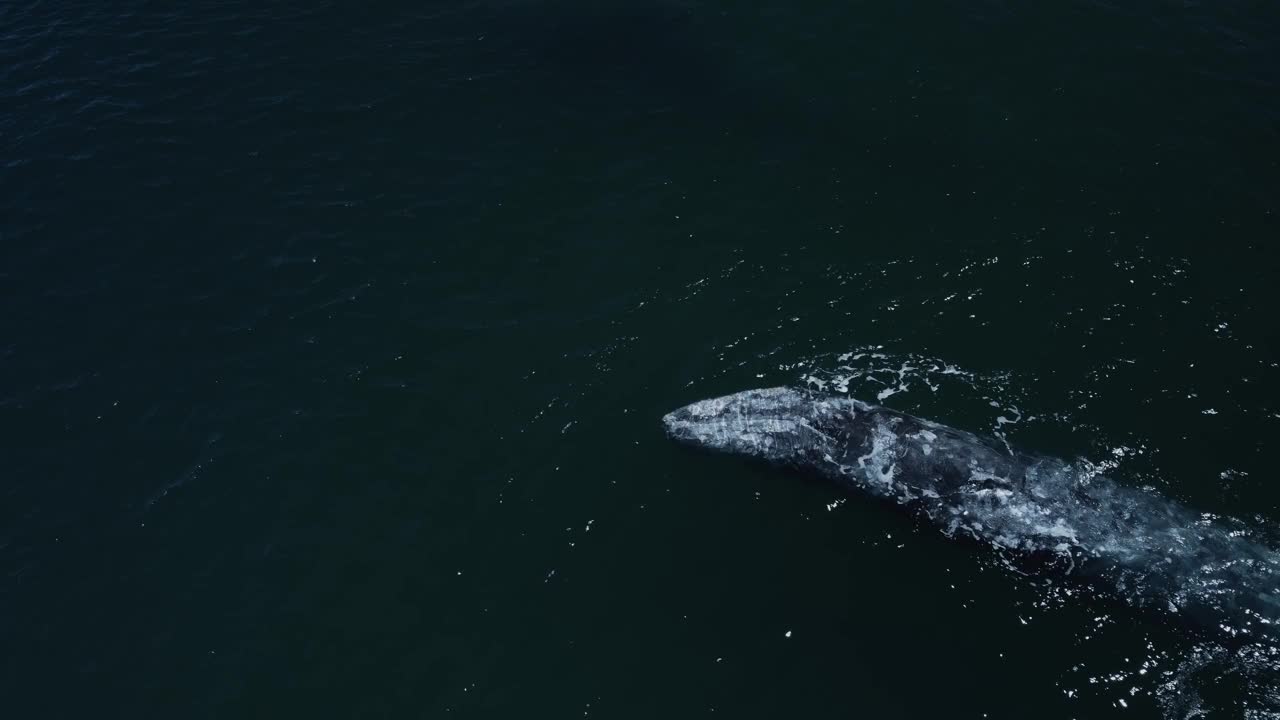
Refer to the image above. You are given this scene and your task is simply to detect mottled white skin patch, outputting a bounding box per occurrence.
[664,387,1280,643]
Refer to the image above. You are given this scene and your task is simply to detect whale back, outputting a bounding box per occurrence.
[664,387,1280,646]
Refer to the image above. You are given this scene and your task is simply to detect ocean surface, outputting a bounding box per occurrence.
[3,0,1279,717]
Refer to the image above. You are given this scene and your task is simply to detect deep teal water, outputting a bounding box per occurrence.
[3,0,1279,717]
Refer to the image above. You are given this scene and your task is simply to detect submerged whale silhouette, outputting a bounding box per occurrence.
[663,387,1280,641]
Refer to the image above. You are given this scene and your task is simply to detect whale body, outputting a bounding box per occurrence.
[663,386,1280,641]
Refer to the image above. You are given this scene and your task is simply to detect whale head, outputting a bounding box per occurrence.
[663,387,864,465]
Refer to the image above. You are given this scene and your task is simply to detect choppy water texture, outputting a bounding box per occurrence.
[2,0,1279,717]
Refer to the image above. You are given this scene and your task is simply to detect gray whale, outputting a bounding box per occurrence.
[663,387,1280,641]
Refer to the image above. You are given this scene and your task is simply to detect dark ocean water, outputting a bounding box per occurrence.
[3,0,1279,717]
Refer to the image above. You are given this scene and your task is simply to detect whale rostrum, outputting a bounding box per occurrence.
[663,386,1280,640]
